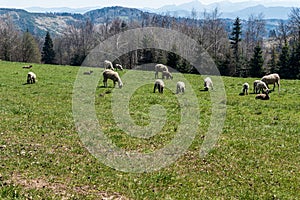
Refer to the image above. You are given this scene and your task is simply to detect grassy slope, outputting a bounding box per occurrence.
[0,61,299,199]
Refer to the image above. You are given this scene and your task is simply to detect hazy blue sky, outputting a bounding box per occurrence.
[1,0,299,9]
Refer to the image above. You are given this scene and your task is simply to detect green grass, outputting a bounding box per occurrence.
[0,61,299,199]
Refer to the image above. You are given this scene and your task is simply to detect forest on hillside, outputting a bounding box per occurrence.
[0,6,300,79]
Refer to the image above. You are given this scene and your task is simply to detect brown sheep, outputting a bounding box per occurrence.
[103,69,123,88]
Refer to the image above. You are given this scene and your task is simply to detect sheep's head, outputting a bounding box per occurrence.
[118,81,123,88]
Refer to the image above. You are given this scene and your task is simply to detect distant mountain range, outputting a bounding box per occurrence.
[142,0,296,19]
[23,0,298,19]
[0,6,288,38]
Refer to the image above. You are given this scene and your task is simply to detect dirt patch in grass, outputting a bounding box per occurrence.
[8,172,129,199]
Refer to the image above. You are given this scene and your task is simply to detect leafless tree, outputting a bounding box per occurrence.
[0,15,21,61]
[288,7,300,43]
[200,8,228,60]
[243,13,266,59]
[277,20,289,46]
[59,20,98,65]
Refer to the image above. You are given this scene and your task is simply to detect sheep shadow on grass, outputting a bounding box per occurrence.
[200,88,209,92]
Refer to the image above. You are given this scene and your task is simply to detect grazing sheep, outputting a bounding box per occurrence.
[103,69,123,88]
[104,60,114,70]
[155,64,169,79]
[153,79,165,93]
[83,70,93,75]
[242,82,249,95]
[27,72,36,84]
[115,64,123,71]
[204,77,213,91]
[23,65,32,69]
[162,71,173,80]
[253,80,261,94]
[255,90,270,100]
[256,80,270,94]
[261,73,280,94]
[176,81,185,94]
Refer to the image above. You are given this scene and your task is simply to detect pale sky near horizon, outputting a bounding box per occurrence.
[1,0,299,9]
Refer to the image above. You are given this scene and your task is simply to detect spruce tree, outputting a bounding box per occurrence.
[230,17,242,76]
[249,45,264,77]
[278,44,290,79]
[167,44,180,71]
[41,32,55,64]
[269,46,279,74]
[289,42,300,79]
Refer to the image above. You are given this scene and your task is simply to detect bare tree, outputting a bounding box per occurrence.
[289,7,300,42]
[59,20,98,65]
[0,15,20,61]
[243,13,266,59]
[21,30,41,63]
[201,8,228,60]
[277,20,289,46]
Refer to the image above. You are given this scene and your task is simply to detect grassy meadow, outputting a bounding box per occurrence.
[0,61,299,199]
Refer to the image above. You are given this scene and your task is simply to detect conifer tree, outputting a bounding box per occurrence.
[278,44,290,79]
[167,44,181,71]
[41,32,55,64]
[230,17,242,76]
[249,45,264,77]
[269,46,279,74]
[289,42,300,79]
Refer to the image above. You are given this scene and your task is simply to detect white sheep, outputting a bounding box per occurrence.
[154,64,169,79]
[242,82,249,95]
[176,81,185,94]
[83,70,93,75]
[104,60,114,71]
[153,79,165,93]
[255,90,270,100]
[255,80,270,94]
[115,64,123,71]
[103,69,123,88]
[27,72,36,84]
[162,71,173,80]
[261,73,280,94]
[253,80,261,94]
[204,77,213,91]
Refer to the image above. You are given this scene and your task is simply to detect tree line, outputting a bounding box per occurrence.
[0,8,300,79]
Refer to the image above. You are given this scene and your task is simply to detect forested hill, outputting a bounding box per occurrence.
[84,6,149,24]
[0,8,82,36]
[0,6,167,36]
[0,6,284,37]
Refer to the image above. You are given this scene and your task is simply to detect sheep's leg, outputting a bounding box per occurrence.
[153,84,157,93]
